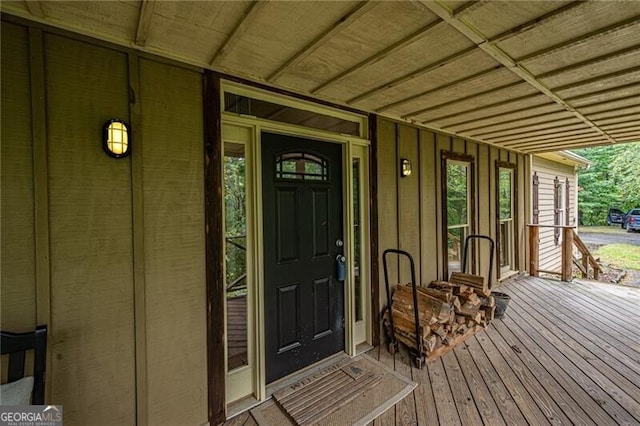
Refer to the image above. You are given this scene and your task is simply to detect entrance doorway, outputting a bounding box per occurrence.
[261,132,345,383]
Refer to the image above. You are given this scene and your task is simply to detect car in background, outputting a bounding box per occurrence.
[622,208,640,232]
[606,207,626,226]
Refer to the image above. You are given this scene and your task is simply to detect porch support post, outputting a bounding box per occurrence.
[561,227,573,282]
[203,70,226,425]
[528,225,539,277]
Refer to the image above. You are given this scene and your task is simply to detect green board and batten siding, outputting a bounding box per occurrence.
[45,33,135,425]
[1,23,36,335]
[376,118,528,313]
[1,23,208,426]
[139,59,208,426]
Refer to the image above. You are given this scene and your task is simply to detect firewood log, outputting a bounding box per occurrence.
[450,272,490,297]
[393,284,452,323]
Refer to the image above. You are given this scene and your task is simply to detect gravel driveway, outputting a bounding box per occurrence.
[579,229,640,246]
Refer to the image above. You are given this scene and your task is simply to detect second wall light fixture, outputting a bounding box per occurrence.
[400,158,412,177]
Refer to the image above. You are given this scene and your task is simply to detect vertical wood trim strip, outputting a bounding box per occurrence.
[513,162,520,273]
[440,152,448,280]
[434,133,442,279]
[417,129,423,285]
[495,161,501,281]
[532,172,539,224]
[203,70,226,425]
[29,26,52,402]
[553,176,560,245]
[128,52,148,426]
[565,178,571,226]
[394,123,400,277]
[368,114,379,346]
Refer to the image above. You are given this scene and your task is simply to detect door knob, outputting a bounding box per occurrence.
[335,239,344,247]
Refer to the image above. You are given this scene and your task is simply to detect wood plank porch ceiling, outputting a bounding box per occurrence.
[4,0,640,153]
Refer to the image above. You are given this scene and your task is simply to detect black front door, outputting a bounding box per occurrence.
[262,132,344,384]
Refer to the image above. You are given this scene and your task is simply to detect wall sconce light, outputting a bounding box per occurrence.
[400,158,412,177]
[103,119,130,159]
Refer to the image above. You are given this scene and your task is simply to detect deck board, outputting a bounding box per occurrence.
[394,349,418,426]
[224,276,640,425]
[511,280,640,370]
[508,285,640,404]
[530,280,640,344]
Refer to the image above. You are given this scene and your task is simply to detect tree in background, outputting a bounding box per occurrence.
[575,142,640,225]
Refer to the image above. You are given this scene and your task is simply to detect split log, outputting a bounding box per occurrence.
[481,295,495,308]
[457,307,482,323]
[393,284,452,323]
[482,305,496,322]
[449,272,490,297]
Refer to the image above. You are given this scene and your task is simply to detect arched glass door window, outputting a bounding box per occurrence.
[275,152,329,181]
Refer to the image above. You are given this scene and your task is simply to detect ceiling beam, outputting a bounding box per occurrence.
[485,1,584,46]
[442,102,560,131]
[565,81,640,104]
[518,15,640,63]
[525,140,611,153]
[423,93,544,125]
[613,137,640,143]
[607,129,640,137]
[508,137,608,153]
[603,123,640,132]
[481,122,591,143]
[405,81,525,119]
[553,65,640,94]
[537,44,640,80]
[469,114,577,137]
[347,46,477,105]
[588,105,640,121]
[577,94,640,113]
[419,1,617,145]
[451,1,486,18]
[594,113,640,126]
[25,1,45,18]
[499,129,599,146]
[312,18,442,94]
[377,66,502,113]
[135,0,156,47]
[268,1,377,82]
[210,1,267,66]
[476,116,584,140]
[502,132,604,149]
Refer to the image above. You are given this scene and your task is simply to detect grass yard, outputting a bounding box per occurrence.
[579,226,626,234]
[594,244,640,270]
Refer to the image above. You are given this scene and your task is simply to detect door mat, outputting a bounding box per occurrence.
[250,354,416,426]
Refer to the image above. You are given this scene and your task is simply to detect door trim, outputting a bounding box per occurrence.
[495,161,518,279]
[220,80,371,406]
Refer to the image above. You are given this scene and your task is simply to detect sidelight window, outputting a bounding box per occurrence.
[224,142,248,372]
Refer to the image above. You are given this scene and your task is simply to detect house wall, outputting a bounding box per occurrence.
[1,22,208,426]
[532,156,578,273]
[376,118,529,313]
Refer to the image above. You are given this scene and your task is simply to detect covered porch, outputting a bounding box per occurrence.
[226,275,640,425]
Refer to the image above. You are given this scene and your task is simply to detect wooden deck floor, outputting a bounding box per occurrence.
[226,275,640,425]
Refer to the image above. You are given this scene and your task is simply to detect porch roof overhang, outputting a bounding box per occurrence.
[535,150,591,169]
[3,0,639,154]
